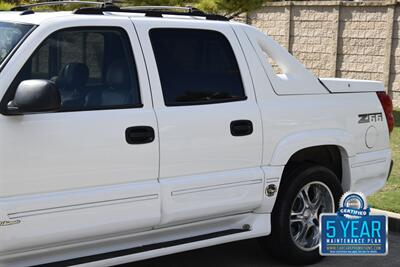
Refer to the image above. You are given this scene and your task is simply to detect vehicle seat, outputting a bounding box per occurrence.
[86,60,133,107]
[56,63,89,108]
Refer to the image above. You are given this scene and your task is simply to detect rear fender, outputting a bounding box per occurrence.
[255,129,354,213]
[269,129,355,166]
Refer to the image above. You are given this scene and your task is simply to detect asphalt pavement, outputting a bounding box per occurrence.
[121,232,400,267]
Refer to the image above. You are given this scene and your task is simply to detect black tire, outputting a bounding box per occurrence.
[259,163,343,265]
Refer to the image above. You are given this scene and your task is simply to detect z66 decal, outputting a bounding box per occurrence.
[358,112,383,123]
[358,113,383,124]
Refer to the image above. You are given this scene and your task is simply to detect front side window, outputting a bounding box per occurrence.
[8,27,141,111]
[0,22,33,67]
[150,29,246,106]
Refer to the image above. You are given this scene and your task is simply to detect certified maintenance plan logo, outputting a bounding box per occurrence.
[320,192,388,255]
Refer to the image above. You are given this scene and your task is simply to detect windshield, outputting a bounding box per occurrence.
[0,22,33,66]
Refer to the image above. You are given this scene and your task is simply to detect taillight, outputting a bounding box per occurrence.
[377,91,394,134]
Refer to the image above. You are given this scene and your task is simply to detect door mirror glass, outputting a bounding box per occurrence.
[7,80,61,114]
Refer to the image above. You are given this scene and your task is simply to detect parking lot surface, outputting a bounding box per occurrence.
[122,232,400,267]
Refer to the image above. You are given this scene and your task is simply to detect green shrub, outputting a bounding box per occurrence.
[0,1,15,11]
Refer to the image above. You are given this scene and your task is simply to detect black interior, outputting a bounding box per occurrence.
[7,27,141,112]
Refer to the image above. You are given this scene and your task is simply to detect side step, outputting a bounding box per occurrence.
[35,229,248,267]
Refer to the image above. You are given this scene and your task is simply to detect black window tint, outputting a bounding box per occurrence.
[150,29,246,106]
[8,27,141,112]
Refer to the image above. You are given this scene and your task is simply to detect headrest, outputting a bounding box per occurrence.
[106,60,130,89]
[58,63,89,90]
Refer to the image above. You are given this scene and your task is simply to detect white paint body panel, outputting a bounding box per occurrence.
[133,18,265,226]
[0,181,160,255]
[0,16,162,259]
[321,78,385,93]
[349,149,392,196]
[159,168,264,225]
[0,12,392,267]
[241,24,328,95]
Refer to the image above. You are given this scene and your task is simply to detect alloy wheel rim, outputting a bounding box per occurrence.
[289,181,335,251]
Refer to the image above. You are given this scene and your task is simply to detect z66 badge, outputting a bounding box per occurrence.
[320,192,388,256]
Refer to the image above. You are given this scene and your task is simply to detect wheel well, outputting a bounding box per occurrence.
[284,145,343,182]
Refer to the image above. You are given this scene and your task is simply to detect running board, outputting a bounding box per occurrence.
[35,229,249,267]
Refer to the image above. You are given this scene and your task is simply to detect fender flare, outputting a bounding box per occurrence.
[269,129,355,166]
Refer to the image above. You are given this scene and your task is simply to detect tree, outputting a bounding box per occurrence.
[0,0,269,18]
[125,0,268,19]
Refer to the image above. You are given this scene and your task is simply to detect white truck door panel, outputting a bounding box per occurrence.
[0,181,160,254]
[0,18,160,254]
[133,19,263,225]
[160,168,264,225]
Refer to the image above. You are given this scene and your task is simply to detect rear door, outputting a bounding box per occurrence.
[0,18,160,254]
[133,19,264,225]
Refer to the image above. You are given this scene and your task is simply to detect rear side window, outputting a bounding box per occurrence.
[150,29,246,106]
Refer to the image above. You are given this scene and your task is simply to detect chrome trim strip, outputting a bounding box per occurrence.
[8,194,159,219]
[172,179,263,196]
[351,158,387,168]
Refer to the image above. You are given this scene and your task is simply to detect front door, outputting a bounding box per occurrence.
[0,18,160,254]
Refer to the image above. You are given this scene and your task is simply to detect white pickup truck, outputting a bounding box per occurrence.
[0,2,394,267]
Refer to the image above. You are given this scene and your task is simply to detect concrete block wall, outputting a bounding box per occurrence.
[248,1,400,106]
[290,5,338,77]
[337,6,387,81]
[392,7,400,105]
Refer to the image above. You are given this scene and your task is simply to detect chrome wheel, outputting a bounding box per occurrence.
[289,181,334,251]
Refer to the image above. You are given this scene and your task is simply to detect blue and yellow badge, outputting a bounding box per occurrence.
[320,192,388,255]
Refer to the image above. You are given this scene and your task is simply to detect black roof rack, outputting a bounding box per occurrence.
[9,1,229,21]
[11,1,104,11]
[76,4,229,21]
[74,5,229,21]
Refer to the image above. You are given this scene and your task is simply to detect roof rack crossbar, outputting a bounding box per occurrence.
[11,1,104,12]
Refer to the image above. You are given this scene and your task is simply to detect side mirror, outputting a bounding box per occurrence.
[7,80,61,115]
